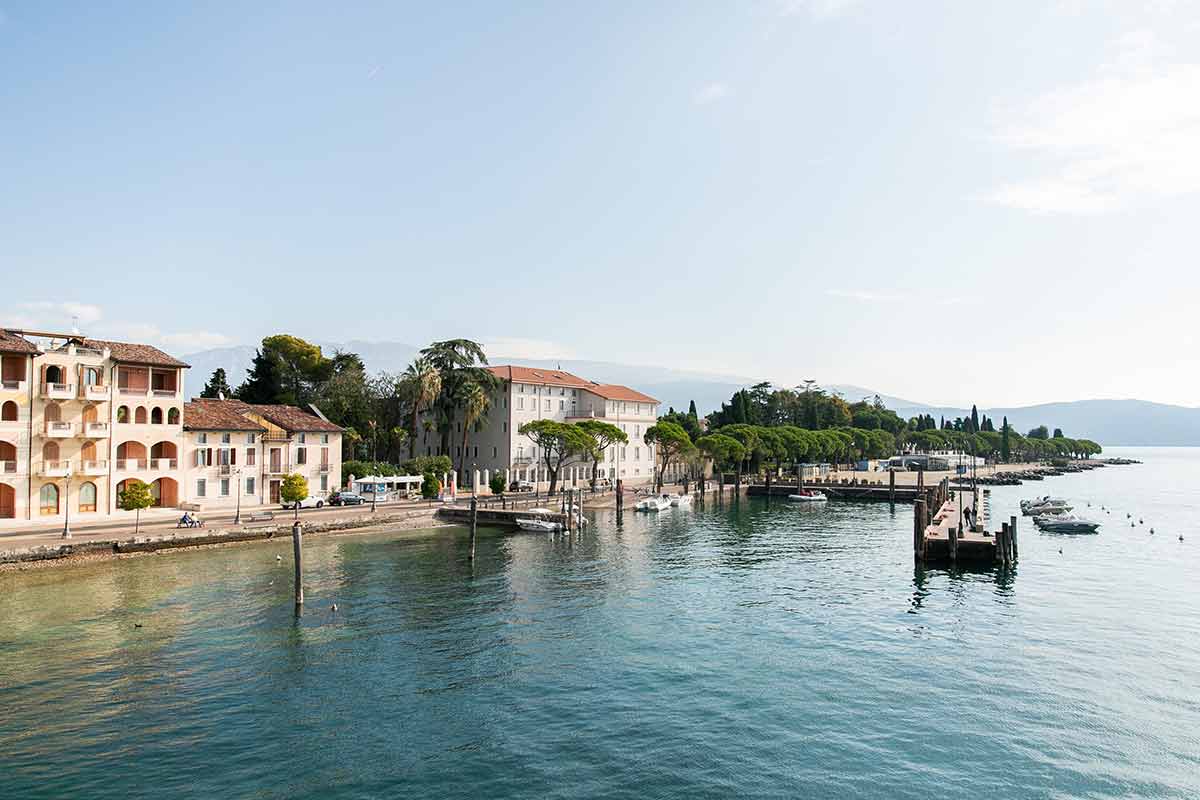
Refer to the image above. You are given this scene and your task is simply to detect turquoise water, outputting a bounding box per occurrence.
[2,447,1198,799]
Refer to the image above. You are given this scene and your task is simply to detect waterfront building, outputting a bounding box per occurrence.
[183,398,343,509]
[1,328,342,523]
[418,365,660,490]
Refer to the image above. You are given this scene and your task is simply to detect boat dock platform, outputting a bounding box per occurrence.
[914,478,1018,567]
[436,503,569,530]
[748,480,921,503]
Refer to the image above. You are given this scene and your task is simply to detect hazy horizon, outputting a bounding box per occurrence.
[3,2,1197,408]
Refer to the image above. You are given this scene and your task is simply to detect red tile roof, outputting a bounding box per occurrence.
[585,384,659,403]
[82,339,190,368]
[183,400,267,432]
[0,330,39,355]
[486,364,658,403]
[212,399,344,433]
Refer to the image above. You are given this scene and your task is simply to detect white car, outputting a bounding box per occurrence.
[281,494,326,510]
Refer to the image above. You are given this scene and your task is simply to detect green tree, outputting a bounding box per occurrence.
[576,419,627,489]
[401,357,442,459]
[696,433,745,474]
[280,473,309,520]
[1001,416,1011,461]
[419,339,499,456]
[200,368,232,398]
[644,420,695,490]
[489,472,506,496]
[457,380,490,475]
[118,479,154,535]
[519,419,593,495]
[1053,427,1064,439]
[236,334,328,406]
[1028,425,1050,440]
[421,471,441,499]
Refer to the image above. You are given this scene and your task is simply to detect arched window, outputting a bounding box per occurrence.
[151,407,163,424]
[1,401,16,422]
[45,365,64,384]
[167,407,180,425]
[44,403,61,422]
[117,405,129,423]
[83,367,101,387]
[82,405,98,425]
[81,441,96,462]
[135,407,147,424]
[42,441,60,461]
[79,482,97,513]
[39,483,59,516]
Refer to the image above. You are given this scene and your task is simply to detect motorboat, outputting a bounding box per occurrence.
[515,508,562,532]
[670,494,693,508]
[1021,496,1073,516]
[1034,514,1100,534]
[635,495,672,512]
[787,490,828,503]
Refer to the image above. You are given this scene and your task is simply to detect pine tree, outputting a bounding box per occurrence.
[200,368,232,399]
[970,404,979,433]
[688,400,698,420]
[1001,416,1010,461]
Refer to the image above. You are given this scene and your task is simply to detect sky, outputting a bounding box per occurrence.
[2,1,1199,408]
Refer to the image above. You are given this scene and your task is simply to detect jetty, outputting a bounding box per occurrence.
[913,478,1017,567]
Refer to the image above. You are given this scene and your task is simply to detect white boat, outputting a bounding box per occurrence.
[1034,514,1100,534]
[515,508,562,532]
[787,490,828,503]
[1021,496,1072,515]
[670,494,693,508]
[635,495,672,512]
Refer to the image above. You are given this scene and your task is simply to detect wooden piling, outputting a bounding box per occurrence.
[1009,514,1018,560]
[888,468,895,510]
[913,497,926,559]
[292,520,303,606]
[616,479,624,524]
[949,522,958,563]
[765,471,771,505]
[999,522,1010,567]
[469,496,478,558]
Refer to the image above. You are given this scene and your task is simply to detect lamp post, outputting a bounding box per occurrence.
[233,466,243,525]
[371,477,377,513]
[61,466,72,539]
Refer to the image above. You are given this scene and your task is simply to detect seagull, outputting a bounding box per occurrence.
[1058,548,1063,554]
[134,623,143,628]
[276,555,282,561]
[331,604,339,612]
[1180,535,1185,542]
[1150,528,1155,534]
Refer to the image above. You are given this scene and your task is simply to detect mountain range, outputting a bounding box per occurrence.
[180,341,1200,447]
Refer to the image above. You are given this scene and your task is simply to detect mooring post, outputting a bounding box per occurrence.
[1000,522,1010,567]
[949,521,958,563]
[889,468,895,510]
[718,473,725,506]
[1009,514,1018,560]
[765,471,771,505]
[913,497,926,560]
[292,520,304,606]
[616,479,624,524]
[469,495,478,560]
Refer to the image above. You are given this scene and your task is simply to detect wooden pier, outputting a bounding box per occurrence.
[436,505,569,530]
[747,481,921,503]
[914,479,1017,567]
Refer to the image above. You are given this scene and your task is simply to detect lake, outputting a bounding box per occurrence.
[1,447,1197,799]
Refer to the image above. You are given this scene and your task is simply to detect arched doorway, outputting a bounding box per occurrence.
[167,407,180,425]
[81,441,97,464]
[42,441,60,462]
[0,441,15,469]
[151,477,178,507]
[79,482,97,513]
[117,441,147,470]
[134,407,147,424]
[117,405,129,423]
[151,441,177,468]
[39,483,59,516]
[1,401,16,422]
[151,407,163,424]
[45,365,64,385]
[0,483,14,519]
[44,403,61,423]
[82,405,98,425]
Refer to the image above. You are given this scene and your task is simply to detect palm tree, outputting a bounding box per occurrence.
[417,339,499,455]
[402,357,442,459]
[457,381,490,478]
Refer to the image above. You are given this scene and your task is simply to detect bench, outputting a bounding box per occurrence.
[245,511,275,523]
[176,519,206,529]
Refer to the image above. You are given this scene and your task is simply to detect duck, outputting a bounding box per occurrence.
[276,555,283,561]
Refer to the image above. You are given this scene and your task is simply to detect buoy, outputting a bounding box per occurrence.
[331,604,339,612]
[1058,548,1063,554]
[1180,535,1185,541]
[1150,528,1155,534]
[1139,519,1143,524]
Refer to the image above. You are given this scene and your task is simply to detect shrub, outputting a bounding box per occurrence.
[421,471,441,499]
[489,473,506,495]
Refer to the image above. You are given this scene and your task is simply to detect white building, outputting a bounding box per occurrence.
[419,365,660,490]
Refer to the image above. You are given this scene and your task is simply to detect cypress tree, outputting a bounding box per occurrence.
[1001,416,1010,461]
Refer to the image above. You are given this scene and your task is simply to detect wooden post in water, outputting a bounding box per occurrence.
[718,472,725,506]
[999,522,1010,567]
[469,495,479,559]
[913,497,926,560]
[616,479,624,524]
[949,521,958,563]
[889,469,895,510]
[1009,514,1018,560]
[765,471,771,505]
[292,520,304,606]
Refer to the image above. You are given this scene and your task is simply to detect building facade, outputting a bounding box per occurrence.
[417,365,660,489]
[0,329,342,523]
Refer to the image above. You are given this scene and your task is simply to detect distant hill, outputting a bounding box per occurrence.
[181,342,1200,446]
[892,399,1200,447]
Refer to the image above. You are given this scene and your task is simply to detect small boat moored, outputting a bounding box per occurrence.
[515,508,563,532]
[635,495,672,512]
[1034,514,1101,534]
[787,490,828,503]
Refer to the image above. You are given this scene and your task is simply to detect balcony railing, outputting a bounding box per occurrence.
[81,460,108,475]
[116,459,146,472]
[118,387,148,397]
[82,384,111,400]
[218,464,232,475]
[41,460,71,476]
[151,388,178,397]
[41,383,75,400]
[262,432,291,441]
[44,420,74,437]
[266,462,290,475]
[512,456,534,466]
[2,379,25,392]
[83,422,110,438]
[151,458,178,470]
[319,462,331,473]
[0,460,16,474]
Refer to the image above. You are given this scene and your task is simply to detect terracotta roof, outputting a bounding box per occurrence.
[585,383,659,403]
[0,330,38,355]
[486,365,592,389]
[82,339,190,368]
[183,400,267,432]
[217,399,343,433]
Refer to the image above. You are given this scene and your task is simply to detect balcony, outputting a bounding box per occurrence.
[0,460,17,474]
[116,459,147,472]
[44,420,75,438]
[82,384,111,401]
[262,432,291,442]
[151,388,178,398]
[41,383,76,400]
[151,458,178,471]
[319,462,331,473]
[81,460,109,476]
[118,386,148,397]
[218,464,232,476]
[266,463,290,475]
[40,460,71,477]
[83,422,110,438]
[2,379,26,393]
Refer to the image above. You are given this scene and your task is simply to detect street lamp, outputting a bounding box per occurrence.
[61,465,72,539]
[371,477,377,513]
[233,466,243,525]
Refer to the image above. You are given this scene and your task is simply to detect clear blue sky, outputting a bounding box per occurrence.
[3,1,1197,407]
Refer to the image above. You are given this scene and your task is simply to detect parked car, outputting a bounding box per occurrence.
[509,480,535,492]
[330,491,366,506]
[281,494,326,510]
